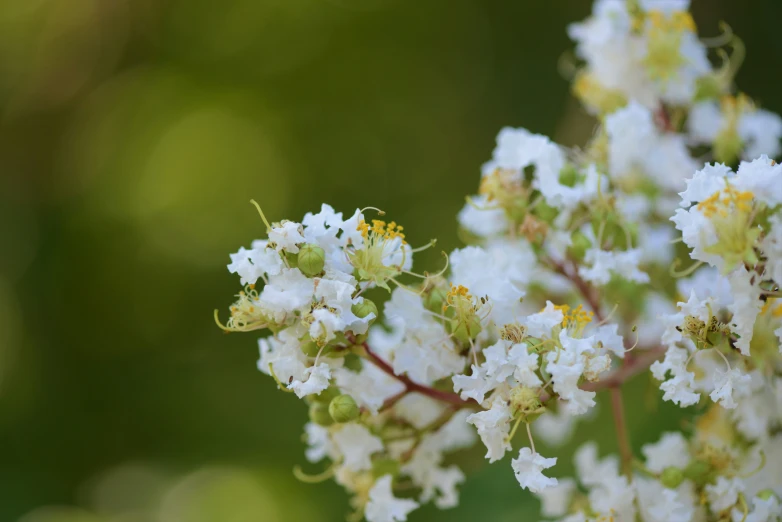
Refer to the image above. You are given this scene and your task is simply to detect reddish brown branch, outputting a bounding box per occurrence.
[363,342,475,407]
[547,257,604,321]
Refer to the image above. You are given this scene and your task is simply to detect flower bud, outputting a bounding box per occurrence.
[714,127,742,165]
[683,459,712,486]
[285,251,299,269]
[343,353,363,372]
[694,74,722,102]
[660,466,684,489]
[450,315,482,343]
[423,285,448,313]
[309,401,333,426]
[569,230,592,260]
[313,385,342,405]
[329,394,360,423]
[300,339,320,357]
[351,299,378,320]
[297,244,326,277]
[757,489,778,501]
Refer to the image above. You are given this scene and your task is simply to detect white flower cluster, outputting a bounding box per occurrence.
[218,1,782,520]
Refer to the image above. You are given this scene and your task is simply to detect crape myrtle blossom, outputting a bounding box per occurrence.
[217,1,782,520]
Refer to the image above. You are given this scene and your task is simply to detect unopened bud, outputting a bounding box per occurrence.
[298,244,326,277]
[423,285,448,313]
[660,466,684,489]
[309,401,333,427]
[313,385,342,405]
[329,394,360,423]
[757,489,778,501]
[351,299,378,320]
[450,315,482,343]
[683,459,712,486]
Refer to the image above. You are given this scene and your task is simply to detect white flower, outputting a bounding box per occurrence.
[728,267,763,356]
[332,423,384,472]
[739,110,782,160]
[705,476,744,514]
[579,247,649,286]
[339,209,365,248]
[594,323,625,359]
[457,194,509,238]
[257,332,307,384]
[227,243,283,285]
[466,399,512,462]
[511,447,558,493]
[545,331,597,415]
[605,101,656,177]
[641,432,691,473]
[365,475,419,522]
[449,244,527,326]
[452,365,493,404]
[735,156,782,207]
[268,220,305,253]
[733,495,782,522]
[304,422,337,463]
[524,301,565,338]
[333,363,405,414]
[393,393,445,430]
[710,367,753,409]
[534,477,576,517]
[651,346,701,407]
[258,268,315,321]
[508,343,543,387]
[762,215,782,286]
[288,363,331,398]
[636,478,696,522]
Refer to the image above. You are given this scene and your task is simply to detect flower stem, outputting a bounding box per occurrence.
[362,342,474,407]
[610,385,633,478]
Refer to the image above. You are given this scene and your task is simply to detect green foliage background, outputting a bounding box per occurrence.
[1,0,781,520]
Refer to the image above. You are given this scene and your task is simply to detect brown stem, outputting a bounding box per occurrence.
[547,257,604,321]
[610,385,633,477]
[538,345,665,402]
[363,342,475,407]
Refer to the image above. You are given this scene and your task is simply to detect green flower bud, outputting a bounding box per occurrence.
[683,459,712,486]
[569,230,592,260]
[450,315,482,343]
[372,458,400,479]
[558,165,583,188]
[285,251,299,269]
[714,127,743,165]
[343,353,363,372]
[313,385,342,405]
[694,74,723,102]
[309,401,333,426]
[351,299,378,320]
[660,466,685,489]
[297,244,326,277]
[423,285,448,314]
[329,394,360,423]
[757,489,778,501]
[300,340,320,357]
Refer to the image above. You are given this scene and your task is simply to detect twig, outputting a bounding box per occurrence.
[363,342,475,407]
[546,257,604,321]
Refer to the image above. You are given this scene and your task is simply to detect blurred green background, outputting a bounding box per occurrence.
[2,0,781,520]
